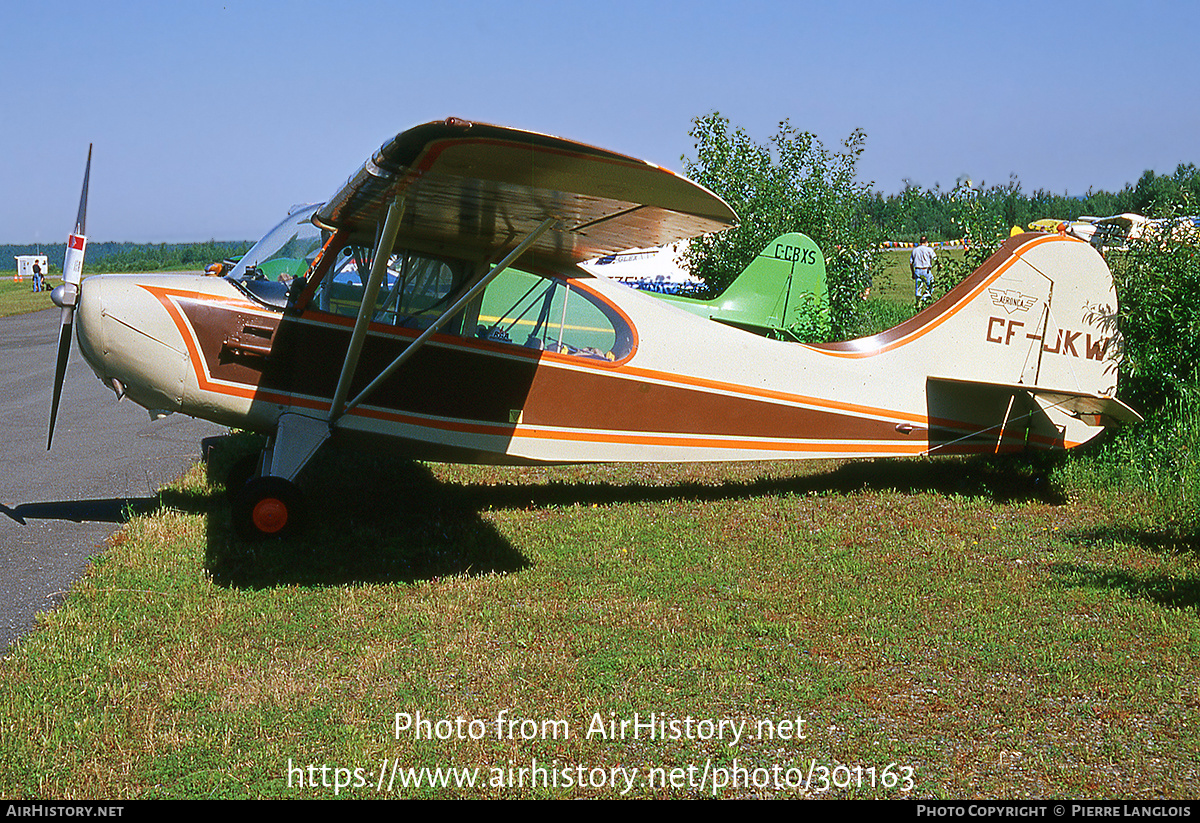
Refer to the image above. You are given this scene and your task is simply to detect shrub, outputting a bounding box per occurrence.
[1065,196,1200,529]
[681,113,879,340]
[1107,198,1200,414]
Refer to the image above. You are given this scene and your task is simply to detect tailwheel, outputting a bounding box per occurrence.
[233,476,305,540]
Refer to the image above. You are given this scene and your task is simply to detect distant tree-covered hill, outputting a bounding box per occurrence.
[0,240,251,273]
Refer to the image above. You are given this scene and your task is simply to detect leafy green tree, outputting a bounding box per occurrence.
[1128,164,1200,216]
[681,113,879,340]
[1108,195,1200,413]
[934,182,1014,297]
[1080,194,1200,530]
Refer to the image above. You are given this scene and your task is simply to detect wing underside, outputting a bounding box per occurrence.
[315,118,736,265]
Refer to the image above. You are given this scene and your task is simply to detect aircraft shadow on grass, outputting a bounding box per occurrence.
[202,437,530,590]
[14,446,1190,608]
[1052,527,1200,609]
[451,454,1069,511]
[199,433,1070,590]
[0,489,209,526]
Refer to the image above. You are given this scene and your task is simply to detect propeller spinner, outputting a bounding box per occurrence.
[47,144,92,450]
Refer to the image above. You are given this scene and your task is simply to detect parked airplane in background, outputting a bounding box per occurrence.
[49,119,1139,539]
[1068,214,1147,248]
[1052,213,1200,249]
[581,242,703,294]
[584,232,830,341]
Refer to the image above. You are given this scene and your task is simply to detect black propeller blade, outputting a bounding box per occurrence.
[48,144,92,450]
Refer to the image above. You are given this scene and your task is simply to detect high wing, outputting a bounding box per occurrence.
[314,117,736,264]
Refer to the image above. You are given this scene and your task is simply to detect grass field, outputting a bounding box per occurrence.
[0,277,59,317]
[4,245,1195,798]
[1,435,1196,798]
[870,247,965,301]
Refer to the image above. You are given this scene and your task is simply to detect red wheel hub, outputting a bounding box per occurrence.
[252,498,289,534]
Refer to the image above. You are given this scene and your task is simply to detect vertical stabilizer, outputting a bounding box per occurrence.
[810,233,1126,453]
[659,232,829,339]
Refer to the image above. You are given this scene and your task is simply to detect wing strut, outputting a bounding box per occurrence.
[336,216,559,422]
[328,196,408,424]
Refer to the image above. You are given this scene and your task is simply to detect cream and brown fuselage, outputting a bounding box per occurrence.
[73,232,1121,466]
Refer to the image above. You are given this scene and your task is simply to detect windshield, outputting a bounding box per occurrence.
[228,203,324,282]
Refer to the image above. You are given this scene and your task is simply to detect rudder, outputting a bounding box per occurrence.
[660,232,829,339]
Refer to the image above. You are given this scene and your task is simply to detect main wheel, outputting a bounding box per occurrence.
[232,476,304,540]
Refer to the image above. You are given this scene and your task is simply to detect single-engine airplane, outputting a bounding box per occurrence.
[49,119,1140,539]
[582,241,705,293]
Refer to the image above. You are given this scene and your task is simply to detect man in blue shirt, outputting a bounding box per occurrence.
[910,236,936,305]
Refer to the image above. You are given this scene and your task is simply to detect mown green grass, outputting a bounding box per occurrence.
[872,247,967,301]
[848,248,967,337]
[1,438,1196,798]
[0,277,59,317]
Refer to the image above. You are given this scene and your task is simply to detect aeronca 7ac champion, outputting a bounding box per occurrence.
[48,118,1140,539]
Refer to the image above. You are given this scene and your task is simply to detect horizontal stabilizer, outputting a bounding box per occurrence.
[928,376,1142,426]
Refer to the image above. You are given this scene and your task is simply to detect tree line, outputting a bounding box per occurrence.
[0,240,250,273]
[682,112,1198,338]
[868,163,1200,244]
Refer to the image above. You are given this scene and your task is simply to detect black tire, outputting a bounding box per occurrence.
[232,476,304,540]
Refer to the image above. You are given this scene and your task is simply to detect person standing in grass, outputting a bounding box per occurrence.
[910,236,936,305]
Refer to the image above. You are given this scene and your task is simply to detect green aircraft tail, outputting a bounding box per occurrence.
[657,233,829,341]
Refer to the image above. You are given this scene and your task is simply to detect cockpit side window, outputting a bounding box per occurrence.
[476,269,633,362]
[309,245,473,333]
[300,239,631,362]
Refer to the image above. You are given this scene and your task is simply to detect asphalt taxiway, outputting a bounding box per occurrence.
[1,306,221,653]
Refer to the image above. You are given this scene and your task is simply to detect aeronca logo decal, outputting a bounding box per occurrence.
[988,289,1038,314]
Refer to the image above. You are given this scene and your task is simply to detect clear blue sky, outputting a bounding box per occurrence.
[3,0,1197,243]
